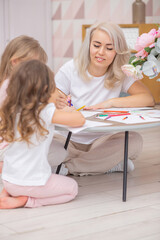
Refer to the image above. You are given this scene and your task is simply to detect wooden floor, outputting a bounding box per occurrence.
[0,126,160,240]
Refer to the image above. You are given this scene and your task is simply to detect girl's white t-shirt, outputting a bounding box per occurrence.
[55,59,137,144]
[2,103,56,186]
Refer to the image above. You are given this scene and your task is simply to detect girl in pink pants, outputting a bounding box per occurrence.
[0,60,85,209]
[2,174,78,208]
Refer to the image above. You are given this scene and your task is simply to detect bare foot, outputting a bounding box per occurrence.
[0,161,3,174]
[0,196,28,209]
[0,188,10,198]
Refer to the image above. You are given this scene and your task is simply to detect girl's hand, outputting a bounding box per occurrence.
[55,91,68,109]
[62,106,76,112]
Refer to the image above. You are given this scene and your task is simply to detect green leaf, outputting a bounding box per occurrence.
[129,56,136,64]
[132,59,146,67]
[144,47,152,53]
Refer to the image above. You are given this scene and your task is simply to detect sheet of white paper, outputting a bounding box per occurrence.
[96,107,153,112]
[64,120,112,133]
[105,115,160,124]
[80,111,99,118]
[141,110,160,118]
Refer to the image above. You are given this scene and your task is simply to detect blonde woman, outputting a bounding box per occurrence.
[55,22,154,176]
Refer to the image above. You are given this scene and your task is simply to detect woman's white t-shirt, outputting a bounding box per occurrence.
[2,103,56,186]
[55,59,137,144]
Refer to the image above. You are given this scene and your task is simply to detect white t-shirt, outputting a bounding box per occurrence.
[2,103,56,186]
[55,59,136,144]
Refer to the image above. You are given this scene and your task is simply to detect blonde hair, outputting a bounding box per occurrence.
[75,22,130,88]
[0,35,47,85]
[0,60,55,144]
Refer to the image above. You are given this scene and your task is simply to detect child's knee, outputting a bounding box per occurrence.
[71,180,78,198]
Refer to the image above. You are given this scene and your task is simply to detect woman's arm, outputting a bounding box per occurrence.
[52,107,85,127]
[84,81,155,110]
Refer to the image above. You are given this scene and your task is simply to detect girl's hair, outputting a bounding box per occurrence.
[75,22,130,88]
[0,35,47,85]
[0,60,55,144]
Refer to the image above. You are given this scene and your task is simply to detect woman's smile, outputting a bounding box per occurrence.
[88,29,116,77]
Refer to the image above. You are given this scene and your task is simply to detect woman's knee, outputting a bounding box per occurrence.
[128,131,143,159]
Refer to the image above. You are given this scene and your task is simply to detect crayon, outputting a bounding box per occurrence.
[122,116,128,120]
[103,110,128,113]
[139,115,145,120]
[77,105,85,111]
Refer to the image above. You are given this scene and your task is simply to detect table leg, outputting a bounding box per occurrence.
[123,131,129,202]
[56,131,72,174]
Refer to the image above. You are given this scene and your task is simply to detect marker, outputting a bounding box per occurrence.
[98,114,109,117]
[58,90,73,107]
[108,113,130,117]
[58,89,65,96]
[77,105,85,111]
[139,115,145,120]
[122,116,128,120]
[103,110,128,113]
[68,99,73,107]
[105,116,111,120]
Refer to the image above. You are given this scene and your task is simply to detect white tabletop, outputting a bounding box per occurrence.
[55,118,160,134]
[56,106,160,134]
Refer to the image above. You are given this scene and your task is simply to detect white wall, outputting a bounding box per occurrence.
[0,0,52,67]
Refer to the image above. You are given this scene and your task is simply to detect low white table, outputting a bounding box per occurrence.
[56,117,160,202]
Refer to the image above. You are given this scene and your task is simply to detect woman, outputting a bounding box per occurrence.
[54,22,155,176]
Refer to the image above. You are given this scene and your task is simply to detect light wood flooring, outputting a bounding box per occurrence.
[0,126,160,240]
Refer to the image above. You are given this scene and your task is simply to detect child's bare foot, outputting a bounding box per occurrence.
[0,188,10,198]
[0,161,3,174]
[0,196,28,209]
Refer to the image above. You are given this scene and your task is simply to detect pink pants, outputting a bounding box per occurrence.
[3,174,78,208]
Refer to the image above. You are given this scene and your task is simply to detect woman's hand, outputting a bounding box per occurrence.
[84,100,112,110]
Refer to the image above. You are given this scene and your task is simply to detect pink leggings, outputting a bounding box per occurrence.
[3,174,78,208]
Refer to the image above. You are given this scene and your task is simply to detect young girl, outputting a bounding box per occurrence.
[0,60,85,209]
[0,35,48,173]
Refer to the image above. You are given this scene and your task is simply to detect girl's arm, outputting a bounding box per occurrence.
[84,81,155,110]
[52,107,85,127]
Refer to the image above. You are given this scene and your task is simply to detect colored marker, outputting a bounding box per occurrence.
[103,110,128,113]
[108,113,130,117]
[98,114,109,117]
[139,115,145,120]
[122,116,128,120]
[68,99,73,107]
[77,105,86,111]
[105,116,111,120]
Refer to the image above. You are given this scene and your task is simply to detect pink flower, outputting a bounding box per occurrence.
[135,29,158,58]
[135,49,149,59]
[156,29,160,38]
[121,64,143,80]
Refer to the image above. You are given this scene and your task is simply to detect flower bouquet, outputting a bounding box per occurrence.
[122,27,160,81]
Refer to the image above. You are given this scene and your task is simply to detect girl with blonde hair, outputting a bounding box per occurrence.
[0,35,47,172]
[0,60,85,209]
